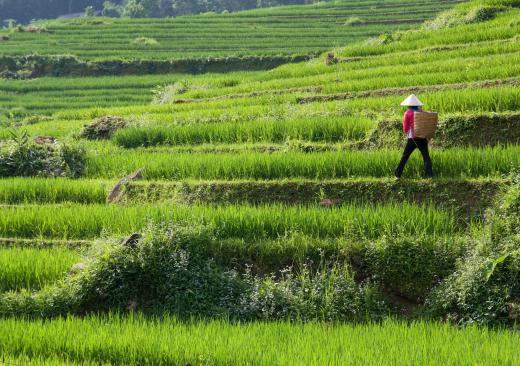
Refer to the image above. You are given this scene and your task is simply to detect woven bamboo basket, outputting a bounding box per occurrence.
[414,112,438,139]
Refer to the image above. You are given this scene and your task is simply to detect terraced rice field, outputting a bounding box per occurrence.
[0,0,461,60]
[0,0,519,364]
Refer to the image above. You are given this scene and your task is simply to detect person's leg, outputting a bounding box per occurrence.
[416,138,433,178]
[395,139,416,178]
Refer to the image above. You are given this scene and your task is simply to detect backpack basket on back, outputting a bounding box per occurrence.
[414,112,438,139]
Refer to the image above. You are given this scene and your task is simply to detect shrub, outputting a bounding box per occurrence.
[60,144,87,178]
[102,1,123,17]
[364,235,465,301]
[429,173,520,326]
[122,0,149,17]
[85,6,96,17]
[80,116,127,140]
[0,222,388,320]
[0,130,86,178]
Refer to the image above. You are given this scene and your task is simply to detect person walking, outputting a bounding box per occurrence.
[394,94,433,179]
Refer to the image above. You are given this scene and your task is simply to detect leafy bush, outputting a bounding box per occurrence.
[60,144,87,178]
[429,173,520,326]
[102,1,123,17]
[0,222,388,320]
[80,116,127,140]
[84,6,95,17]
[436,113,520,147]
[122,0,147,17]
[0,130,86,178]
[364,235,465,301]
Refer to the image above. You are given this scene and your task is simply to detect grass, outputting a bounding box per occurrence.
[0,247,79,292]
[0,202,456,240]
[0,317,518,365]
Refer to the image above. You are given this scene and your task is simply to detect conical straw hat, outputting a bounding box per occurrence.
[400,94,423,106]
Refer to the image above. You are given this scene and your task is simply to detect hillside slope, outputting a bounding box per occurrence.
[0,0,461,77]
[0,1,519,363]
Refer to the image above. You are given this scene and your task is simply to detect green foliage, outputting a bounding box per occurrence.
[0,0,110,23]
[122,179,500,221]
[436,113,520,147]
[122,0,148,17]
[102,1,123,17]
[429,173,520,326]
[0,222,387,320]
[0,130,86,178]
[84,6,96,17]
[0,0,518,336]
[365,235,465,301]
[424,1,510,30]
[60,144,87,178]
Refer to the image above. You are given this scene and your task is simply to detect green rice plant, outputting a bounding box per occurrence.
[113,117,374,147]
[0,356,98,365]
[0,178,108,204]
[0,317,518,365]
[0,247,79,292]
[86,146,520,180]
[0,202,456,240]
[49,86,519,136]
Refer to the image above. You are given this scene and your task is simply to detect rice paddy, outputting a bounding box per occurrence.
[0,317,518,365]
[0,202,457,240]
[0,0,461,61]
[0,0,519,363]
[0,247,78,292]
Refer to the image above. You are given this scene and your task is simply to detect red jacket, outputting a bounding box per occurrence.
[403,110,415,139]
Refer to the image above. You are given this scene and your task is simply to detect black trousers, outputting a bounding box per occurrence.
[395,138,433,178]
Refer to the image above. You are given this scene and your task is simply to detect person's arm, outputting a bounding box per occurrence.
[403,111,412,135]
